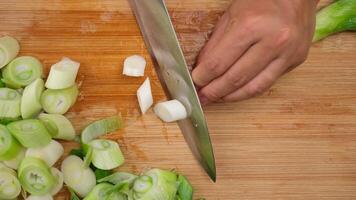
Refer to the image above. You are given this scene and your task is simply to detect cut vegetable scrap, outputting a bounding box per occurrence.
[137,77,153,114]
[21,78,44,119]
[154,100,187,122]
[0,36,20,69]
[0,87,21,119]
[45,57,80,89]
[25,140,64,167]
[38,113,76,141]
[123,55,146,77]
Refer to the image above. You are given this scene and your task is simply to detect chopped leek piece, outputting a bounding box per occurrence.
[81,116,123,144]
[18,157,56,195]
[0,165,21,199]
[26,194,53,200]
[3,147,25,170]
[0,88,21,119]
[137,78,153,114]
[25,140,64,167]
[94,168,113,181]
[98,172,137,186]
[0,36,20,69]
[83,183,114,200]
[123,55,146,77]
[0,124,21,161]
[61,155,96,197]
[49,168,63,196]
[38,113,76,140]
[130,169,178,200]
[2,56,43,89]
[108,191,127,200]
[153,100,187,123]
[176,175,193,200]
[41,85,78,114]
[7,119,51,148]
[89,139,125,170]
[45,57,80,89]
[21,78,44,119]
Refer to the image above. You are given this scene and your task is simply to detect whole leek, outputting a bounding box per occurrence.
[41,84,78,114]
[0,88,21,119]
[0,36,20,69]
[0,124,21,160]
[0,165,21,199]
[2,56,43,88]
[18,157,56,195]
[7,119,51,148]
[38,113,76,140]
[313,0,356,42]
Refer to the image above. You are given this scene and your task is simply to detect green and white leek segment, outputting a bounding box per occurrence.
[41,84,78,114]
[21,78,44,119]
[0,36,20,69]
[0,164,21,199]
[0,124,21,161]
[0,87,21,119]
[38,113,76,140]
[45,57,80,89]
[25,140,64,167]
[89,139,125,170]
[2,56,43,89]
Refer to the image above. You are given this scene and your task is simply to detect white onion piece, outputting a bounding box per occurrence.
[123,55,146,77]
[25,140,64,167]
[61,155,96,197]
[26,194,53,200]
[3,148,26,170]
[137,78,153,114]
[49,168,63,196]
[154,100,187,122]
[45,57,80,89]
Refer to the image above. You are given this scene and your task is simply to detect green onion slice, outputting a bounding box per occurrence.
[49,167,63,196]
[0,165,21,199]
[7,119,51,148]
[83,183,114,200]
[61,155,96,197]
[89,139,124,170]
[3,147,26,170]
[25,140,64,167]
[45,57,80,90]
[0,124,21,161]
[26,194,54,200]
[40,84,78,114]
[98,171,137,186]
[81,116,123,144]
[0,88,21,119]
[0,36,20,69]
[38,113,76,140]
[2,56,43,89]
[21,78,44,119]
[18,157,56,195]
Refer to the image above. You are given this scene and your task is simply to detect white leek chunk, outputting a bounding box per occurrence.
[45,57,80,89]
[21,78,44,119]
[49,168,63,196]
[0,36,20,69]
[26,194,53,200]
[25,140,64,167]
[61,155,96,197]
[137,78,153,114]
[154,100,187,122]
[123,55,146,77]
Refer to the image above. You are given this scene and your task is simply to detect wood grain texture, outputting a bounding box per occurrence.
[1,0,356,199]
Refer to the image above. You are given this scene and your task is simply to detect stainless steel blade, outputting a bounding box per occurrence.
[130,0,216,181]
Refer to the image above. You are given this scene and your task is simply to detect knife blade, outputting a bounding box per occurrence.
[129,0,216,181]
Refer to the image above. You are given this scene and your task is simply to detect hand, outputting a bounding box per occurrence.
[192,0,318,104]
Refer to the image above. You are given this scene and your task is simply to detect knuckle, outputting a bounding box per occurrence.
[225,73,248,88]
[203,58,222,77]
[246,83,267,97]
[274,27,294,47]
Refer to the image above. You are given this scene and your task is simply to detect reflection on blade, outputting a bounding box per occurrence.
[129,0,216,181]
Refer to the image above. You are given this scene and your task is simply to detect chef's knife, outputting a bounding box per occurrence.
[129,0,216,181]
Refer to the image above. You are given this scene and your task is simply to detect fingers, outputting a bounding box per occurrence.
[222,58,286,102]
[192,18,258,87]
[198,41,276,103]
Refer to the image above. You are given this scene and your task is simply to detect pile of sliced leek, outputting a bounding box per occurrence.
[0,36,194,200]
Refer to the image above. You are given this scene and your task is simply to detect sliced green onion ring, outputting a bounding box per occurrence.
[0,88,21,119]
[7,119,51,148]
[2,56,43,89]
[26,194,53,200]
[18,157,55,195]
[25,140,64,167]
[98,171,137,185]
[21,78,44,119]
[45,57,80,89]
[0,124,21,161]
[3,147,26,170]
[0,36,20,69]
[38,113,76,140]
[61,155,96,197]
[49,168,63,196]
[89,139,124,170]
[83,183,114,200]
[0,165,21,199]
[81,116,123,144]
[40,84,78,114]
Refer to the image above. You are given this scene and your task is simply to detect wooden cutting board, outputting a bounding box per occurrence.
[1,0,356,199]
